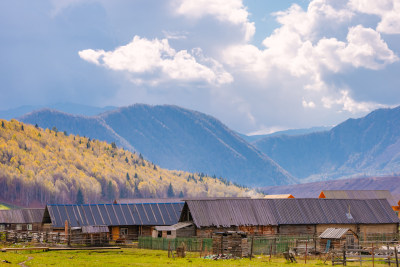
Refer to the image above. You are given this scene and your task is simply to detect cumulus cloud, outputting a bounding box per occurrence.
[79,36,233,86]
[349,0,400,34]
[222,0,398,116]
[322,90,382,113]
[174,0,255,41]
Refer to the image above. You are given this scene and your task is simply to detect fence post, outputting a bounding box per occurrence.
[343,247,346,266]
[395,246,398,267]
[250,236,254,260]
[305,240,308,264]
[372,243,375,267]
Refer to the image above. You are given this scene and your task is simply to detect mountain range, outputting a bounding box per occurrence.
[12,103,400,187]
[262,176,400,200]
[253,106,400,182]
[19,105,295,187]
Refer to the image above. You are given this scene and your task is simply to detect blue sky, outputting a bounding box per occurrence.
[1,0,400,134]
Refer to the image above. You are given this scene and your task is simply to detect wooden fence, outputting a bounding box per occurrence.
[330,246,399,266]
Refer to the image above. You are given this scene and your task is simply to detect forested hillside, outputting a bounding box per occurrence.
[0,119,259,207]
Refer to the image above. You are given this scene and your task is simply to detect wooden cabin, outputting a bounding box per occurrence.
[0,209,44,232]
[319,228,359,251]
[179,198,399,238]
[42,202,184,241]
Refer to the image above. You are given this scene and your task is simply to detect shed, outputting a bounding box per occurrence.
[319,228,358,251]
[0,209,45,231]
[152,222,195,238]
[179,198,400,238]
[43,202,184,241]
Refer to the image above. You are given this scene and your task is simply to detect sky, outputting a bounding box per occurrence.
[1,0,400,135]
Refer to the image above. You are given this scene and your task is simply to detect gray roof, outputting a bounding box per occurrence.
[115,198,183,204]
[320,190,397,206]
[0,209,45,224]
[183,199,399,228]
[81,225,109,233]
[155,222,193,231]
[45,203,184,228]
[319,228,352,239]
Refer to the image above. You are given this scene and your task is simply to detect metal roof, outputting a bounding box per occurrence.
[182,199,399,228]
[320,190,397,206]
[115,198,184,204]
[155,222,193,231]
[81,225,109,234]
[319,228,352,239]
[45,203,184,228]
[0,209,45,224]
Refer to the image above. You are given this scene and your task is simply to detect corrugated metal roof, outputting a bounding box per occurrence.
[0,209,45,224]
[81,225,109,233]
[46,203,184,228]
[319,228,351,239]
[155,222,193,231]
[115,198,184,204]
[183,199,400,228]
[320,190,397,206]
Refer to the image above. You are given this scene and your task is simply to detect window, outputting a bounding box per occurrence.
[167,231,172,236]
[120,228,128,237]
[0,224,5,230]
[16,224,22,231]
[157,231,162,238]
[27,224,33,231]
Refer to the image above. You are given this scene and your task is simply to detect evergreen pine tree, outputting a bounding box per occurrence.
[107,181,114,200]
[21,125,24,131]
[76,188,84,204]
[134,183,142,198]
[34,123,38,129]
[179,191,184,198]
[125,157,129,163]
[126,173,130,181]
[167,183,175,198]
[1,121,4,128]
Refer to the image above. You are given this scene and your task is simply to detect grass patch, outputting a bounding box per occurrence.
[0,248,395,266]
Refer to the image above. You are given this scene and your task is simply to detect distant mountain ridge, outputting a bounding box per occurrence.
[0,103,116,120]
[253,106,400,181]
[19,104,295,187]
[262,176,400,199]
[238,126,332,143]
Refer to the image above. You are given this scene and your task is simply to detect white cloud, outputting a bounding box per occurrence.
[222,0,398,115]
[349,0,400,34]
[174,0,255,41]
[302,99,316,108]
[79,35,233,86]
[322,90,382,113]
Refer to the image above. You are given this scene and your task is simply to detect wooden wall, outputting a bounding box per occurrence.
[279,225,314,235]
[176,225,196,238]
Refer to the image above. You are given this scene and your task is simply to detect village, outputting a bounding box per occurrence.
[1,190,399,265]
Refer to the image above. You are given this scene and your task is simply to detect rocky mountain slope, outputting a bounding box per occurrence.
[253,106,400,181]
[19,104,295,186]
